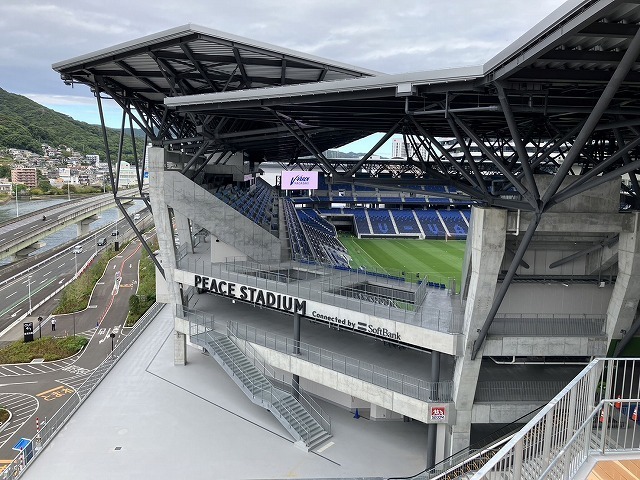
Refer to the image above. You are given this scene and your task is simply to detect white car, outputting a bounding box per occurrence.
[72,245,83,254]
[134,213,141,221]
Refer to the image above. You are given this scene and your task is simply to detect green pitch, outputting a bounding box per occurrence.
[339,235,466,289]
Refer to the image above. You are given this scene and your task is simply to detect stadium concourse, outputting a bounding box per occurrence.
[52,0,640,476]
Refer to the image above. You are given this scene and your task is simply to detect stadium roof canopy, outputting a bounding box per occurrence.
[54,0,640,212]
[52,24,378,154]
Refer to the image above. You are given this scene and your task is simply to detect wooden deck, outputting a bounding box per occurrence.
[589,459,640,479]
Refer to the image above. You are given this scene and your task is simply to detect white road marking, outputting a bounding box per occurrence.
[6,292,16,298]
[0,382,37,387]
[10,310,21,318]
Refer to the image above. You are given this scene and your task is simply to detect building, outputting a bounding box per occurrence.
[10,168,38,189]
[53,1,640,476]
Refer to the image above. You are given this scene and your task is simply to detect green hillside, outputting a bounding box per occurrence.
[0,86,144,160]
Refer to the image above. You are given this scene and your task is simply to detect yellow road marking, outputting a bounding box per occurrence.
[36,385,75,401]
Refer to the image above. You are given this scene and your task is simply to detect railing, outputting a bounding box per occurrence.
[228,327,331,435]
[14,303,164,478]
[408,406,544,480]
[198,328,317,445]
[490,313,606,337]
[472,358,640,480]
[184,305,331,437]
[1,195,117,252]
[228,318,453,402]
[178,256,465,334]
[474,381,568,403]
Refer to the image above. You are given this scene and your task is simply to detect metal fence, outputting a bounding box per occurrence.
[182,306,452,403]
[490,313,606,337]
[474,381,568,403]
[472,358,640,479]
[178,255,464,334]
[12,303,164,479]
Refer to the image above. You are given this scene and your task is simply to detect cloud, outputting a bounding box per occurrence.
[0,0,568,126]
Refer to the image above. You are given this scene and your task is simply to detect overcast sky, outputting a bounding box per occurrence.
[0,0,568,154]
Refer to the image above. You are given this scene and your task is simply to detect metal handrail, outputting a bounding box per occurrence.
[13,302,164,478]
[201,329,314,444]
[180,256,464,334]
[228,319,453,402]
[472,358,640,479]
[228,327,331,435]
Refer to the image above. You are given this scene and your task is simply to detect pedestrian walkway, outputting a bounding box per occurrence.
[0,394,38,451]
[23,304,430,479]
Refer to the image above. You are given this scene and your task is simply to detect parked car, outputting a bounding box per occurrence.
[72,245,83,254]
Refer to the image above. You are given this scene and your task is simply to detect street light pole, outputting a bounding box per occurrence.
[27,275,32,315]
[67,181,70,201]
[74,252,78,276]
[15,184,18,218]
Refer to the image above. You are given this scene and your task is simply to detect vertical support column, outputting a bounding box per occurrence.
[174,331,186,366]
[427,351,441,469]
[293,312,301,399]
[148,146,187,366]
[606,212,640,343]
[175,212,193,253]
[450,207,507,454]
[293,312,301,354]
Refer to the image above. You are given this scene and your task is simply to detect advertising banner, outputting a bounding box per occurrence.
[281,171,318,190]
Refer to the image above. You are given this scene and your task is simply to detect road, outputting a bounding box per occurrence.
[0,237,148,470]
[0,211,150,335]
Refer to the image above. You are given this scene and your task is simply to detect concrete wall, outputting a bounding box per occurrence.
[498,283,612,314]
[163,170,283,263]
[251,342,453,425]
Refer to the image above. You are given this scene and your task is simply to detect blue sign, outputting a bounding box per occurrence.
[143,172,149,179]
[12,438,30,451]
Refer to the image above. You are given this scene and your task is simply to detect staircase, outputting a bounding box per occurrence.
[193,331,331,451]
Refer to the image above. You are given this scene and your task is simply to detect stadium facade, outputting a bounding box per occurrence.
[53,0,640,468]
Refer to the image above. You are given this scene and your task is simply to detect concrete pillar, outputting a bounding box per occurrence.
[175,212,193,253]
[606,212,640,342]
[174,331,187,366]
[148,146,187,365]
[76,215,98,236]
[292,374,300,400]
[293,312,301,355]
[427,351,441,469]
[450,207,507,454]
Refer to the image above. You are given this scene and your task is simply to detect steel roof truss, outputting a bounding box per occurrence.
[542,23,640,207]
[452,113,536,209]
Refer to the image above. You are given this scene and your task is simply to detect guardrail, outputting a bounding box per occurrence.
[227,327,332,436]
[490,313,606,337]
[181,306,452,402]
[178,256,464,334]
[11,302,164,478]
[472,358,640,480]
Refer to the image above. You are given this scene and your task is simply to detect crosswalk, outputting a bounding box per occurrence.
[0,327,98,377]
[0,393,38,451]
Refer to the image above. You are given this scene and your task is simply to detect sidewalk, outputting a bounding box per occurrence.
[23,304,430,479]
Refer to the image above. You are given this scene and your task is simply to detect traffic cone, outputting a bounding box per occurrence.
[632,406,637,422]
[353,408,360,419]
[615,396,621,410]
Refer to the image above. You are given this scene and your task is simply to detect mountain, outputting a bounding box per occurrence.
[0,87,144,161]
